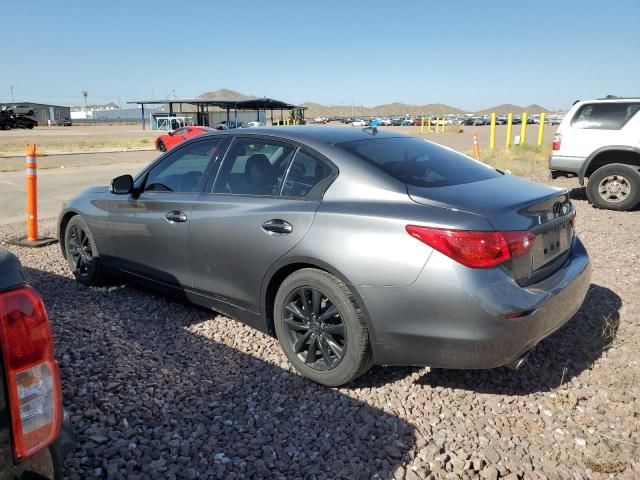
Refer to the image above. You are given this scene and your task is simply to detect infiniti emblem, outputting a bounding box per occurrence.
[553,201,564,217]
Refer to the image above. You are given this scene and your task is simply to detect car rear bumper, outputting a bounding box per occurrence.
[548,154,585,174]
[357,235,591,368]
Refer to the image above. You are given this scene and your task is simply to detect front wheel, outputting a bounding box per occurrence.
[64,216,107,285]
[586,163,640,211]
[157,139,166,152]
[274,268,372,387]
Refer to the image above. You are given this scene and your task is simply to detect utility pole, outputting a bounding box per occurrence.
[10,86,14,103]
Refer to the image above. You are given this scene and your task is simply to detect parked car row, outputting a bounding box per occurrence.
[334,113,563,128]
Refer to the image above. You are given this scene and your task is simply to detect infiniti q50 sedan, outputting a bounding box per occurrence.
[57,127,590,386]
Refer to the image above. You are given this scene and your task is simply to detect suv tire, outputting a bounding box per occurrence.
[586,163,640,211]
[274,268,372,386]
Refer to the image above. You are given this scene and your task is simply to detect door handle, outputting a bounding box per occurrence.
[164,210,188,223]
[261,219,293,235]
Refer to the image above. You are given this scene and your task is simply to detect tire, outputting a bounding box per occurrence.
[274,268,372,387]
[586,163,640,211]
[64,216,107,286]
[157,139,166,152]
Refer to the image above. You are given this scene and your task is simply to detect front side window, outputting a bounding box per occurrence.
[571,102,640,130]
[337,137,500,188]
[144,138,222,193]
[281,149,333,197]
[213,138,296,196]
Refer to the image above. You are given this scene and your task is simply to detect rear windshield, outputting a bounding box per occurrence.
[571,102,640,130]
[337,137,500,187]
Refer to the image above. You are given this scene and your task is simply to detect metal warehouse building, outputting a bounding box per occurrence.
[0,102,70,125]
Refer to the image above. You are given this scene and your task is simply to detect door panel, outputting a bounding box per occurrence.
[108,193,198,287]
[189,195,319,312]
[107,137,225,287]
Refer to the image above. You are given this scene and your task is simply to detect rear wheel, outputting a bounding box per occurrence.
[64,216,107,285]
[586,163,640,211]
[157,139,166,152]
[274,269,372,386]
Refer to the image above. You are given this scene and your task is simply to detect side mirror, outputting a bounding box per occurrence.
[110,174,134,195]
[167,131,174,136]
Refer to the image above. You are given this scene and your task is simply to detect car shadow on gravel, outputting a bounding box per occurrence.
[22,266,416,480]
[416,284,621,395]
[569,186,588,201]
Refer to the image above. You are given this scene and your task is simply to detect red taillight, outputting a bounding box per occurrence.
[552,133,561,151]
[406,226,535,268]
[0,285,61,461]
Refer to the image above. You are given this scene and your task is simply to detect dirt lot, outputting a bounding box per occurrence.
[0,179,638,479]
[0,125,157,155]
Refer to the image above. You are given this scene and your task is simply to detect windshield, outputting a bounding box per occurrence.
[337,137,501,187]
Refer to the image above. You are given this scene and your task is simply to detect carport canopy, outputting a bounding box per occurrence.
[127,97,306,130]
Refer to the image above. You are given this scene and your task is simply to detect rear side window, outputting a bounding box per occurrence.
[213,138,296,196]
[571,103,640,130]
[337,137,500,187]
[281,149,333,198]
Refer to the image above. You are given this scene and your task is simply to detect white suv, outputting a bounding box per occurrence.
[549,97,640,210]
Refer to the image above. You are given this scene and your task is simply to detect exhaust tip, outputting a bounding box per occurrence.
[505,350,532,370]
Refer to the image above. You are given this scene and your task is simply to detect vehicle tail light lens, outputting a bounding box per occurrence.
[0,285,61,461]
[552,133,561,151]
[406,226,536,268]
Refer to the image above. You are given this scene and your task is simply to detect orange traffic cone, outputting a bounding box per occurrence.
[10,144,57,247]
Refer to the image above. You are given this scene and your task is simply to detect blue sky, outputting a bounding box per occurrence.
[3,0,639,111]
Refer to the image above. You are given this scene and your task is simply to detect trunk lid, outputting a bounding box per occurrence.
[407,174,575,285]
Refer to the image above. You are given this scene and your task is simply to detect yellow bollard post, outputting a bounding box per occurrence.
[437,117,441,133]
[420,117,425,134]
[489,113,496,150]
[537,113,546,146]
[427,117,431,133]
[520,112,528,145]
[505,113,513,149]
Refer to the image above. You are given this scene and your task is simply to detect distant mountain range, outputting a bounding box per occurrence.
[193,89,552,117]
[198,89,256,101]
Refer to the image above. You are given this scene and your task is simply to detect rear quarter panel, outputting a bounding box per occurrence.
[286,165,495,286]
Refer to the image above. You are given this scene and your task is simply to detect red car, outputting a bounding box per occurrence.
[155,126,214,152]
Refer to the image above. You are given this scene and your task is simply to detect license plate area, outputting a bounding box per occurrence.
[533,222,573,269]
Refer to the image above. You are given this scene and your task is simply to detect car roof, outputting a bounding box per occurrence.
[578,97,640,104]
[200,126,407,145]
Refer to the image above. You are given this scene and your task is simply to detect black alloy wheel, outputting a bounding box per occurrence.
[282,287,346,371]
[64,216,107,286]
[274,268,372,386]
[66,223,94,279]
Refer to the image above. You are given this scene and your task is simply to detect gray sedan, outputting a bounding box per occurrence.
[58,127,590,386]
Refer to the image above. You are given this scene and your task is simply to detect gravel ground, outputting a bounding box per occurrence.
[0,177,638,480]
